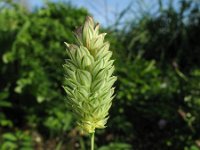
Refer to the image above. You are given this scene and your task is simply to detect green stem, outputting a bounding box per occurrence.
[90,132,95,150]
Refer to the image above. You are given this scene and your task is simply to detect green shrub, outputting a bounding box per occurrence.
[0,130,33,150]
[0,0,88,145]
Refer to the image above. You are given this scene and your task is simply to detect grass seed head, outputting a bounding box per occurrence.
[63,16,117,133]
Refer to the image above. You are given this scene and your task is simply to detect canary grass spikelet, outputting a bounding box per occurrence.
[63,16,117,134]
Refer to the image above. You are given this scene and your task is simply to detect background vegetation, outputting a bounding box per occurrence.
[0,0,200,149]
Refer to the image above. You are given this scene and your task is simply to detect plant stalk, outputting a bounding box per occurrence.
[90,132,95,150]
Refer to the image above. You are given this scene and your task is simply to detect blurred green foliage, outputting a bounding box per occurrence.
[108,0,200,149]
[0,130,33,150]
[0,1,88,149]
[0,0,200,150]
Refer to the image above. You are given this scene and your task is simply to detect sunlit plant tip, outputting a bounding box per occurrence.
[63,16,117,134]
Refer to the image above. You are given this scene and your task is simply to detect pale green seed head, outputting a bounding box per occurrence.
[63,16,117,134]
